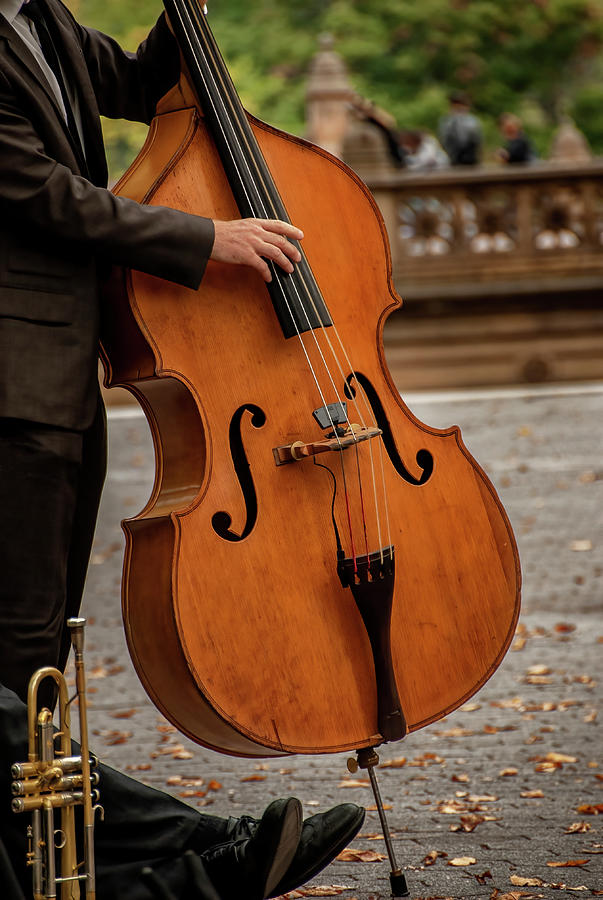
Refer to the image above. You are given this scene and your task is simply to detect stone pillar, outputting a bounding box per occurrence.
[305,34,354,158]
[549,119,592,163]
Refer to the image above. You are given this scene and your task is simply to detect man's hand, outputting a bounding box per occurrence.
[210,218,303,282]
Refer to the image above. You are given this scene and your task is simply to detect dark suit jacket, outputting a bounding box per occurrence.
[0,0,215,429]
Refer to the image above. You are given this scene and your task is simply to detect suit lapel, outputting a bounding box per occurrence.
[0,13,67,123]
[45,0,106,182]
[0,6,108,185]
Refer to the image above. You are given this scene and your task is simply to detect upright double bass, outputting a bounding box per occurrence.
[101,0,521,759]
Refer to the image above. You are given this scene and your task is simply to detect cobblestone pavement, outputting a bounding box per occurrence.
[76,382,602,900]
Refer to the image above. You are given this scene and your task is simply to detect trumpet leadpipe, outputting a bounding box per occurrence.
[12,790,85,814]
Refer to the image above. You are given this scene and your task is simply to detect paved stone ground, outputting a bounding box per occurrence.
[74,382,602,900]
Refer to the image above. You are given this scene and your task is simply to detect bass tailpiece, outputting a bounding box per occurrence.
[337,547,406,743]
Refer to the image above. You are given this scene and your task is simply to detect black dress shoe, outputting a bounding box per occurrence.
[200,797,302,900]
[225,802,366,897]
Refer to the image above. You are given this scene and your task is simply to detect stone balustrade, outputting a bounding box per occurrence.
[361,161,603,304]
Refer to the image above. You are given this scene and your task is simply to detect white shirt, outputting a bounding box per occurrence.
[0,0,85,151]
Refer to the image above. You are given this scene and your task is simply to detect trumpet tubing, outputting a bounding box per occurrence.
[11,618,99,900]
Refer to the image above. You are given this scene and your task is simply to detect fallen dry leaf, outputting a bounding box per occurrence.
[447,856,476,866]
[422,850,448,866]
[150,742,193,760]
[575,803,603,815]
[93,729,131,745]
[451,773,470,783]
[565,822,591,833]
[450,814,488,833]
[407,753,444,766]
[491,697,523,709]
[110,709,137,719]
[510,875,543,886]
[554,622,576,633]
[569,540,593,551]
[475,870,493,884]
[240,774,267,782]
[379,757,407,768]
[491,893,539,900]
[206,780,222,792]
[336,849,386,863]
[526,664,551,676]
[294,887,352,896]
[499,768,518,776]
[433,727,475,737]
[547,752,578,763]
[546,859,590,867]
[521,790,544,798]
[558,700,581,710]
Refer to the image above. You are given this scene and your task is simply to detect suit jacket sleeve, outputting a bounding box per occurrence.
[75,12,182,125]
[0,64,214,290]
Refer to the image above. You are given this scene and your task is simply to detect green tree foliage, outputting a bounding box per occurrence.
[74,0,603,178]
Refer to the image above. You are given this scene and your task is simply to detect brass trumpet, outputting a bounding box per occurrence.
[11,617,101,899]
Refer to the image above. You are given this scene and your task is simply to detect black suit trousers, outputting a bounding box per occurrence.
[0,398,106,708]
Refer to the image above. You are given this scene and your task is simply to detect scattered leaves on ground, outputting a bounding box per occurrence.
[447,856,477,866]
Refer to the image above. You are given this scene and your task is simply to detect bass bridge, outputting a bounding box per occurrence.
[273,401,382,466]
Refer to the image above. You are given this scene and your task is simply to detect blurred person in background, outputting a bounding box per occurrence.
[398,129,447,170]
[496,112,537,164]
[439,91,483,166]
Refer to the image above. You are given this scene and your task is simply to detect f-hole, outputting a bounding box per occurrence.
[211,404,266,542]
[345,373,434,485]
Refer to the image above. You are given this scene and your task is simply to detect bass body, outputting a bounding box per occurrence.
[101,4,520,759]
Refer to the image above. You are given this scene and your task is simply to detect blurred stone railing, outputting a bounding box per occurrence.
[358,161,603,303]
[340,124,603,388]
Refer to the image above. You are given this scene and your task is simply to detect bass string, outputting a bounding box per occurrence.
[194,3,375,439]
[193,7,395,563]
[179,0,392,564]
[186,0,391,566]
[185,0,353,430]
[173,0,345,443]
